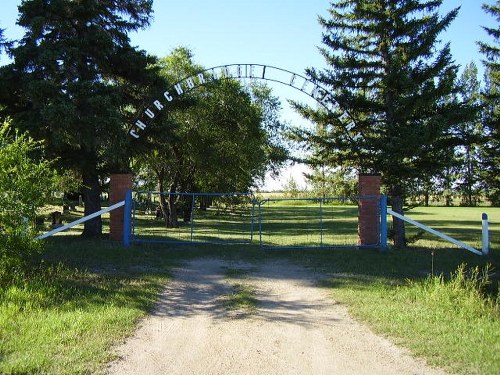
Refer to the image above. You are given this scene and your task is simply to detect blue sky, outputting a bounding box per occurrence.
[1,1,495,76]
[0,0,496,190]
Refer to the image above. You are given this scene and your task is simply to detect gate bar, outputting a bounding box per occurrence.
[387,209,483,256]
[36,201,125,240]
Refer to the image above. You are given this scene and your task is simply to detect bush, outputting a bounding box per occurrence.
[0,122,54,285]
[0,229,42,285]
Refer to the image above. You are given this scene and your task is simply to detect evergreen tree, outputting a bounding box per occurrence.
[478,1,500,79]
[478,1,499,205]
[0,0,154,236]
[292,0,472,247]
[0,29,6,55]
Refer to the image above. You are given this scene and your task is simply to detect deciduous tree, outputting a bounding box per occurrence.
[0,121,54,283]
[134,48,288,227]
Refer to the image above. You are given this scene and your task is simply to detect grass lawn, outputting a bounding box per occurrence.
[0,205,498,374]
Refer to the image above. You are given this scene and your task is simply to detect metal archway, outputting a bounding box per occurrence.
[128,64,351,139]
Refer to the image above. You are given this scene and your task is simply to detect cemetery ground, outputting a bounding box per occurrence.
[0,205,498,374]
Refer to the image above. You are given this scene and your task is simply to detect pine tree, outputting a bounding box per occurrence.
[293,0,473,247]
[478,1,499,205]
[478,1,500,79]
[0,0,154,236]
[0,29,5,54]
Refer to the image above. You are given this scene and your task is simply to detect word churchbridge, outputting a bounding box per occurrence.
[128,64,344,139]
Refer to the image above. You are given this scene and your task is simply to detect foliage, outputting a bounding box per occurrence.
[291,0,476,246]
[478,1,500,76]
[305,166,357,199]
[0,28,9,57]
[0,0,156,237]
[0,122,54,284]
[478,1,500,206]
[248,82,290,179]
[133,48,288,227]
[282,175,302,198]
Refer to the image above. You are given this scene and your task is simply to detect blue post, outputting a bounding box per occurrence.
[379,194,388,251]
[319,198,324,247]
[190,193,195,242]
[482,213,489,255]
[250,198,255,242]
[123,189,132,247]
[259,201,263,248]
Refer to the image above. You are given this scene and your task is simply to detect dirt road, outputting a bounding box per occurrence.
[107,258,446,375]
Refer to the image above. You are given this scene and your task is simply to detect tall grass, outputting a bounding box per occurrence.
[328,263,499,375]
[0,241,171,375]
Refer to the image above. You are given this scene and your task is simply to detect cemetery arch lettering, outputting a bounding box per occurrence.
[128,64,354,139]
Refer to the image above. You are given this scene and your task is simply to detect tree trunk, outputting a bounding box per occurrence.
[167,181,179,228]
[157,176,170,228]
[158,193,169,226]
[390,186,406,248]
[183,196,192,222]
[81,169,102,237]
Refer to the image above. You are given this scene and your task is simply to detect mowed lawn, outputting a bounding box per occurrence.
[0,205,498,374]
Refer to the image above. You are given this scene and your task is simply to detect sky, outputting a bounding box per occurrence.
[0,0,497,190]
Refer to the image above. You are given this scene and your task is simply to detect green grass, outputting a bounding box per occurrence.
[223,267,258,278]
[222,283,258,312]
[1,205,499,374]
[321,264,499,375]
[222,267,258,313]
[0,239,174,375]
[0,276,159,374]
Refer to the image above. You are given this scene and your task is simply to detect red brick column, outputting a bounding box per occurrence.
[358,174,381,246]
[109,174,132,241]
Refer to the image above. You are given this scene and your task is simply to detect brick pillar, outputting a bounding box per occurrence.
[109,174,132,241]
[358,174,381,246]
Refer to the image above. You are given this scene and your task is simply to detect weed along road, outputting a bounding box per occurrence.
[107,258,447,375]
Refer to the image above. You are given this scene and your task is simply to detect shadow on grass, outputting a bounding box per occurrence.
[17,235,497,316]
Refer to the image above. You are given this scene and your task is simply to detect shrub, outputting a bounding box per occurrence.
[0,122,54,284]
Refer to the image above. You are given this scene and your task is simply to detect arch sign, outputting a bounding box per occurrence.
[129,64,348,139]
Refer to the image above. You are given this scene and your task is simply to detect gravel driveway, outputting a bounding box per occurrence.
[107,258,446,375]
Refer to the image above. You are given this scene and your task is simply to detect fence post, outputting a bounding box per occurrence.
[380,194,388,251]
[259,201,263,248]
[320,198,324,247]
[358,174,381,247]
[123,190,132,247]
[250,197,256,242]
[190,193,196,242]
[482,213,489,255]
[109,173,133,243]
